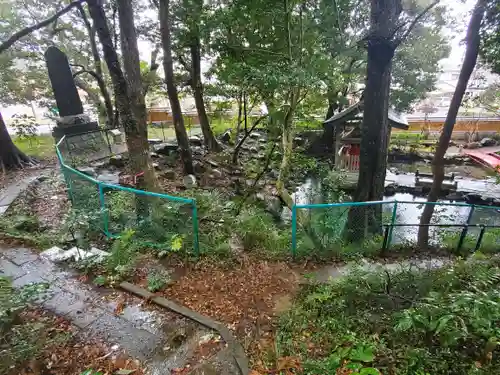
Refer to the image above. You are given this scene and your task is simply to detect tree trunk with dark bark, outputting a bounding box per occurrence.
[117,0,148,133]
[0,111,35,171]
[159,0,194,175]
[418,0,486,249]
[87,0,158,190]
[235,91,243,140]
[190,37,221,152]
[77,3,113,127]
[345,0,402,242]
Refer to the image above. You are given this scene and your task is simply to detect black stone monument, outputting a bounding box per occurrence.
[44,46,99,141]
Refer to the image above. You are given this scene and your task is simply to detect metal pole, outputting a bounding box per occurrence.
[291,206,297,258]
[387,201,398,249]
[475,226,486,252]
[457,225,468,252]
[382,225,390,251]
[457,205,475,252]
[104,130,112,155]
[192,201,200,257]
[98,183,109,237]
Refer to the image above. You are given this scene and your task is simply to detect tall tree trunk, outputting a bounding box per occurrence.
[276,92,298,208]
[190,36,221,152]
[117,0,148,134]
[159,0,194,175]
[345,0,401,242]
[235,91,243,139]
[0,111,35,171]
[417,0,486,248]
[77,3,113,127]
[87,0,158,190]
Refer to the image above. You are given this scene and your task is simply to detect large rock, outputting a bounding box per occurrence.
[480,137,496,147]
[466,142,481,149]
[77,166,97,177]
[154,143,178,155]
[206,159,219,168]
[109,155,125,167]
[189,136,202,146]
[183,174,197,189]
[249,132,262,139]
[212,169,223,178]
[220,130,232,143]
[191,146,204,156]
[162,169,176,179]
[193,161,205,174]
[97,170,120,184]
[293,136,304,146]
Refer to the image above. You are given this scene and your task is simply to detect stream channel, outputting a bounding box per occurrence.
[290,162,500,246]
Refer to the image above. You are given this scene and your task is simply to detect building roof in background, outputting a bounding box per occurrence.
[323,102,409,130]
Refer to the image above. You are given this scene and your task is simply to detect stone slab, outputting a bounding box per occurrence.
[0,176,37,207]
[64,301,106,329]
[0,258,26,279]
[19,259,62,282]
[54,276,96,302]
[4,247,41,266]
[84,313,163,361]
[43,290,81,315]
[40,246,69,262]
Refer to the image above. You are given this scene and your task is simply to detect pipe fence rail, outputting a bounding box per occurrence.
[56,135,200,255]
[292,200,500,258]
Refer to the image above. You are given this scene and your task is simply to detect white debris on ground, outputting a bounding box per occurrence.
[41,246,110,263]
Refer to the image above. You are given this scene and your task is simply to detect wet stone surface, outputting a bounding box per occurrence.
[312,257,453,283]
[0,245,240,374]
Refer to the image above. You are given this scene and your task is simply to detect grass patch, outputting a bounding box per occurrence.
[13,135,55,159]
[273,256,500,375]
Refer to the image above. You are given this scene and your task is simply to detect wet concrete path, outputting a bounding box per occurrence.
[0,246,241,374]
[311,256,453,283]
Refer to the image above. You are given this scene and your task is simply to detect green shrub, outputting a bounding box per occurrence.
[147,270,169,292]
[105,229,139,277]
[276,258,500,374]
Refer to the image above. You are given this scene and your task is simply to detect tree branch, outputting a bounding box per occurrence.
[143,44,161,94]
[232,115,267,164]
[177,54,192,75]
[0,0,85,54]
[396,0,440,45]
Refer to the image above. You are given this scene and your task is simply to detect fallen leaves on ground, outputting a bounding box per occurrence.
[12,309,143,375]
[162,257,302,336]
[114,297,126,316]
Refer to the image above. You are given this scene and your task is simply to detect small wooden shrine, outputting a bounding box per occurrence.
[324,102,409,174]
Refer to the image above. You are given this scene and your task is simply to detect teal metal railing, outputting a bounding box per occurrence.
[55,136,200,255]
[291,200,500,257]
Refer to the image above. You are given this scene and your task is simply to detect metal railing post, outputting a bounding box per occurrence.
[457,205,475,252]
[291,205,297,258]
[98,183,109,237]
[382,225,390,251]
[192,201,200,257]
[475,225,486,252]
[387,201,398,249]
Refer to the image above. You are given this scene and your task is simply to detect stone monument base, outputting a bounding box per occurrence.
[52,114,100,142]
